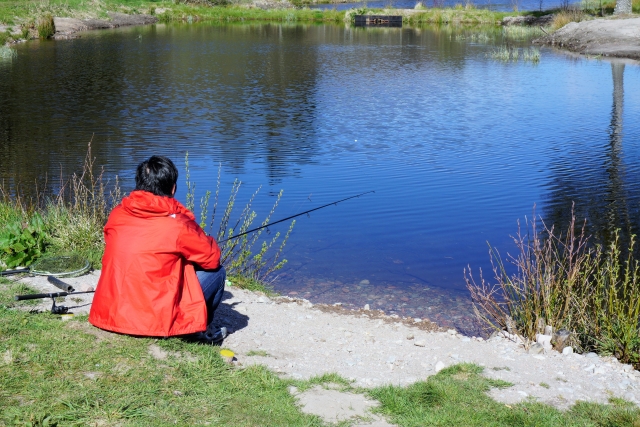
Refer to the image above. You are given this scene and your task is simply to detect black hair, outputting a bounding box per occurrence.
[135,156,178,197]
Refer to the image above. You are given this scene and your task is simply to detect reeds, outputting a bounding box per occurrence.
[466,208,640,365]
[487,46,540,62]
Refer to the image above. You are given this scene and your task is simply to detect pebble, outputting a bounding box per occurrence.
[406,333,414,340]
[257,297,267,303]
[359,280,370,285]
[435,361,445,372]
[562,347,573,355]
[529,343,544,354]
[364,304,370,310]
[414,340,426,347]
[586,352,599,359]
[447,329,457,335]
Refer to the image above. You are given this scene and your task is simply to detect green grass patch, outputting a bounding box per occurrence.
[369,363,640,426]
[0,281,324,426]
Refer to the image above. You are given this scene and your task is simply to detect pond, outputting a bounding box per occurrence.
[0,22,639,335]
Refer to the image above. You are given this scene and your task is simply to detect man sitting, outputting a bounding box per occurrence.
[89,156,227,344]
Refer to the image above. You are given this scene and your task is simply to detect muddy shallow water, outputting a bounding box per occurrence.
[0,23,639,334]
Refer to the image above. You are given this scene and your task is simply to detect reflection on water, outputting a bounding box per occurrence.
[0,23,639,335]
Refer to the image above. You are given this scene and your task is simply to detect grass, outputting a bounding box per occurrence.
[0,280,324,426]
[369,363,640,426]
[3,279,640,426]
[466,209,640,367]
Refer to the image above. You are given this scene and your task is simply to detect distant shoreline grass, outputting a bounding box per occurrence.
[0,0,527,46]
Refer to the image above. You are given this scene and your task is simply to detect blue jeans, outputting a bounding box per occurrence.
[195,266,226,325]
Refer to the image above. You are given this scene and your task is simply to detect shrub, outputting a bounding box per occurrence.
[466,208,640,366]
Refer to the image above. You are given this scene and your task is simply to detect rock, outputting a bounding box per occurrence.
[529,343,544,354]
[447,329,457,335]
[364,304,370,311]
[414,340,426,347]
[585,352,598,359]
[435,361,445,373]
[173,390,183,396]
[536,334,552,347]
[562,346,573,355]
[544,325,553,336]
[257,297,267,303]
[359,280,370,285]
[406,333,414,340]
[553,329,571,350]
[414,318,422,323]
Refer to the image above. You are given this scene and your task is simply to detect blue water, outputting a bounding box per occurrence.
[0,23,638,333]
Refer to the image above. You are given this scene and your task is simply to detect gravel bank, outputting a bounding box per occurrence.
[15,272,640,410]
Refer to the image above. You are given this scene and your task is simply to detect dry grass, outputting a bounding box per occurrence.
[466,207,640,365]
[551,9,589,31]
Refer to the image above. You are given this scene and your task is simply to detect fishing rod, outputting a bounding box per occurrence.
[218,190,375,243]
[13,191,375,310]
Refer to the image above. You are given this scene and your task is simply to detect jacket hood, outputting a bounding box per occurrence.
[121,191,195,220]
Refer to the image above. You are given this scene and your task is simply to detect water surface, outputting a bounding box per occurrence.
[1,23,639,334]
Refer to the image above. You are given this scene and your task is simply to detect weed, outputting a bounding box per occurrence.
[466,207,640,366]
[523,46,541,62]
[36,14,55,39]
[540,382,550,388]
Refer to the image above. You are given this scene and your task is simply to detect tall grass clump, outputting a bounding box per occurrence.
[466,208,640,366]
[502,25,546,40]
[185,153,294,284]
[43,145,121,268]
[0,143,121,270]
[551,9,588,31]
[36,14,55,39]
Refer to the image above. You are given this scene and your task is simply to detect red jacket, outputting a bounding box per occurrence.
[89,191,221,337]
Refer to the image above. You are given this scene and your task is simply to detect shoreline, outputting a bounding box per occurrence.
[534,15,640,60]
[13,271,640,410]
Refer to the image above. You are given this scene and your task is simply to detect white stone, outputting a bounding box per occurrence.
[536,334,552,347]
[406,333,414,340]
[435,361,445,373]
[562,346,573,355]
[414,340,426,347]
[447,329,457,335]
[364,304,370,311]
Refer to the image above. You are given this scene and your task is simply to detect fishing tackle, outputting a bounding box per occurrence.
[13,191,375,309]
[218,190,375,243]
